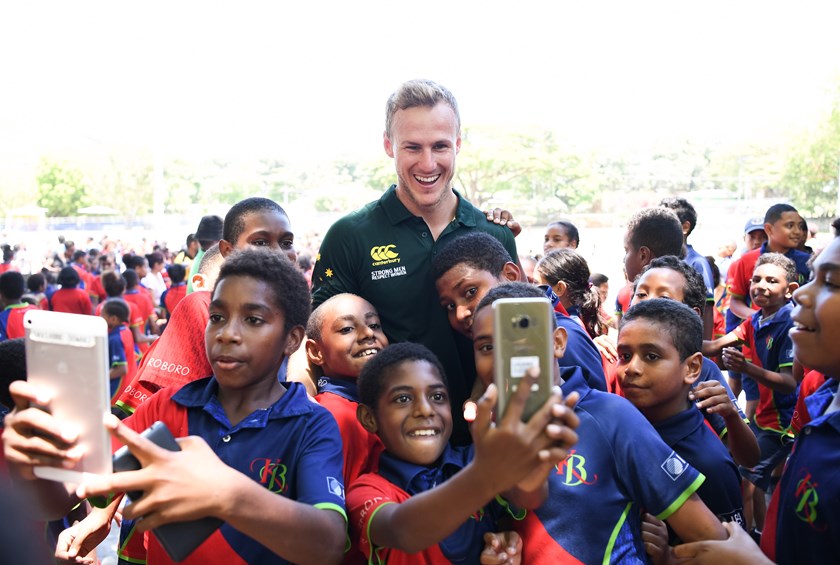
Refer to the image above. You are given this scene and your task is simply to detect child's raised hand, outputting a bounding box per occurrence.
[480,530,522,565]
[641,513,669,565]
[593,334,618,364]
[721,347,747,372]
[689,380,738,419]
[55,508,115,564]
[470,368,579,495]
[2,381,83,479]
[77,415,241,530]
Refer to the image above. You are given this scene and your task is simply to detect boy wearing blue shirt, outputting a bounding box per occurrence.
[471,282,727,563]
[616,299,745,531]
[704,254,799,487]
[3,248,348,565]
[631,256,759,469]
[433,231,607,392]
[673,221,840,565]
[347,342,580,564]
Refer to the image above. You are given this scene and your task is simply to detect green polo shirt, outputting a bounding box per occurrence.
[312,185,517,442]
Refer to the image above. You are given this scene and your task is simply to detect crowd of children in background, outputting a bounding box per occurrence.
[0,194,837,565]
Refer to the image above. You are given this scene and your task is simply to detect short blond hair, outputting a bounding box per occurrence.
[385,79,460,138]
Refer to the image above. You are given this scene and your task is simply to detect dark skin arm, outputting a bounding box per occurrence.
[702,331,743,358]
[728,296,756,322]
[690,380,760,467]
[722,347,797,394]
[368,378,579,554]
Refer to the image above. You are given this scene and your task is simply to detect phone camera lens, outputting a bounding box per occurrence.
[518,316,530,329]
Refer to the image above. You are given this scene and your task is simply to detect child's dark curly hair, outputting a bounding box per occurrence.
[358,342,447,409]
[214,247,310,332]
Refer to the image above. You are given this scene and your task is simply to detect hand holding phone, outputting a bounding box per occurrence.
[492,298,554,421]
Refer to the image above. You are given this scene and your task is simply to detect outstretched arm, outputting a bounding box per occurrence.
[78,417,346,565]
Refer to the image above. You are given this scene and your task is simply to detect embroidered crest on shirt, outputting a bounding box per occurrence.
[660,451,689,481]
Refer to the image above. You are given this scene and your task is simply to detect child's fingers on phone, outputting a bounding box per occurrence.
[104,415,171,466]
[471,384,497,438]
[8,380,52,411]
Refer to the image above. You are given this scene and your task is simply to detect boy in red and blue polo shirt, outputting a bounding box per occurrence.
[4,249,348,565]
[704,254,800,491]
[348,342,579,565]
[159,263,187,320]
[673,227,840,565]
[725,204,810,418]
[306,293,388,487]
[472,283,727,564]
[0,272,38,341]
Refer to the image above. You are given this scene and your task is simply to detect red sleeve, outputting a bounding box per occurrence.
[138,292,212,391]
[733,318,751,343]
[347,474,407,562]
[727,255,748,299]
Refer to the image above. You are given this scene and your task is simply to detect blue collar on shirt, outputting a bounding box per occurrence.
[804,379,840,433]
[651,406,706,445]
[754,301,793,331]
[558,365,590,398]
[172,372,310,430]
[377,444,471,495]
[316,376,359,402]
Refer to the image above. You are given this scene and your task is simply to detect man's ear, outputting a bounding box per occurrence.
[305,338,325,367]
[553,326,568,360]
[383,131,395,158]
[501,262,520,282]
[455,134,461,155]
[683,352,703,385]
[218,239,233,258]
[357,403,378,433]
[283,326,305,357]
[785,281,799,299]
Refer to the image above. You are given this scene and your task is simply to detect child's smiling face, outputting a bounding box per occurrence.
[436,264,502,338]
[766,211,804,251]
[308,295,388,378]
[367,360,452,466]
[791,237,840,376]
[206,275,297,392]
[750,263,793,314]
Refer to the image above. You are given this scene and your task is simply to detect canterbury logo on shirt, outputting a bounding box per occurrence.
[370,245,398,261]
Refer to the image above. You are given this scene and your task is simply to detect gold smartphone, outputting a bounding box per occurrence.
[492,297,554,421]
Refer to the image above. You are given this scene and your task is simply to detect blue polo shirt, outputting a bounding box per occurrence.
[122,377,347,565]
[735,303,798,434]
[542,286,607,392]
[762,380,840,564]
[347,445,522,564]
[685,244,715,303]
[653,407,744,531]
[694,356,747,438]
[517,367,705,564]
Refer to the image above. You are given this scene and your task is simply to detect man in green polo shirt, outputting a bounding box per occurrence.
[311,79,518,444]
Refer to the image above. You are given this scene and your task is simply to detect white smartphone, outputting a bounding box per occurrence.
[492,297,554,421]
[24,310,112,483]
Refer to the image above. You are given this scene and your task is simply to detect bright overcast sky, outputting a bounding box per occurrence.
[2,1,840,164]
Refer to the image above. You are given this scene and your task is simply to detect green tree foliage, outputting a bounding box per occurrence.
[783,101,840,218]
[36,160,91,217]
